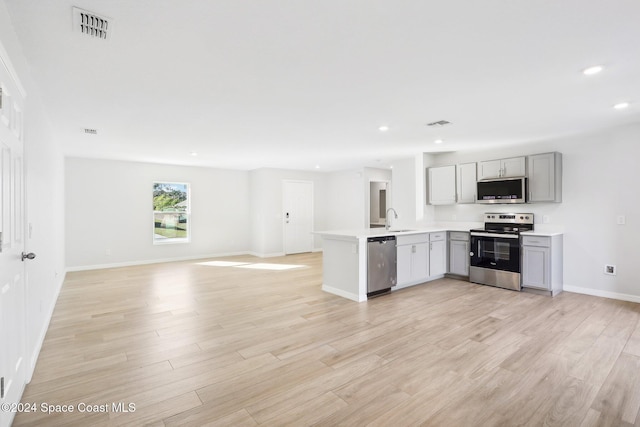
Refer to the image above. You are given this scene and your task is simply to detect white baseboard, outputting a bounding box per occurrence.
[66,249,323,272]
[321,284,364,302]
[66,251,249,272]
[27,272,65,383]
[246,251,285,258]
[563,285,640,304]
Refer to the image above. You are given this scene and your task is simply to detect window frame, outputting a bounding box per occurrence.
[152,181,191,245]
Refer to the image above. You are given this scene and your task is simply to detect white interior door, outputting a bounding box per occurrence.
[283,180,313,255]
[0,57,27,427]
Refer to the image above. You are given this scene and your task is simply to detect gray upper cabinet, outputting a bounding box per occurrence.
[478,156,526,180]
[456,162,477,203]
[527,152,562,203]
[428,165,456,205]
[428,163,476,205]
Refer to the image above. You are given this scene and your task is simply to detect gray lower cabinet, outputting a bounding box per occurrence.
[448,231,469,277]
[396,234,429,287]
[522,234,563,296]
[429,232,447,277]
[396,232,447,288]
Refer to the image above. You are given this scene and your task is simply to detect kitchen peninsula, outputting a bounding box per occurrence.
[316,224,478,302]
[317,222,564,302]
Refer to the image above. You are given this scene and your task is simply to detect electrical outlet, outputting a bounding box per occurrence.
[105,248,111,256]
[617,215,626,225]
[604,264,617,275]
[543,215,550,224]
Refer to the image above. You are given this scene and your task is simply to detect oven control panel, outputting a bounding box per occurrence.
[484,213,534,224]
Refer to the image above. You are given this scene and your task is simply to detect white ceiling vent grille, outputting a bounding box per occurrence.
[83,128,98,135]
[73,7,112,40]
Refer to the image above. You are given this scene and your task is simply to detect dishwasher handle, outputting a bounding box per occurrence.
[367,236,397,243]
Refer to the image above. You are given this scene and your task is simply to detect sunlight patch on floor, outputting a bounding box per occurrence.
[195,261,306,270]
[196,261,250,267]
[235,263,305,271]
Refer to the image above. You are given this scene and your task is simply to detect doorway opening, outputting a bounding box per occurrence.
[369,181,389,228]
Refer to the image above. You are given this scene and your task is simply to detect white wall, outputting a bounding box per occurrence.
[324,169,365,231]
[66,162,339,266]
[248,168,328,256]
[415,122,640,300]
[1,0,66,382]
[24,95,65,376]
[391,157,418,228]
[65,158,251,268]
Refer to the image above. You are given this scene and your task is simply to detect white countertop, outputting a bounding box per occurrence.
[315,222,481,239]
[314,228,443,239]
[316,221,563,239]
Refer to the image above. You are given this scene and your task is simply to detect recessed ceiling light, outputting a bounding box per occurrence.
[583,65,603,75]
[190,151,198,156]
[378,125,389,132]
[434,139,444,144]
[613,102,629,110]
[315,165,320,169]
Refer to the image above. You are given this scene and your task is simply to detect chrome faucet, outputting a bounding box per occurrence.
[385,208,398,230]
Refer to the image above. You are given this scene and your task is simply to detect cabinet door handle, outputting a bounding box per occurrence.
[412,245,416,253]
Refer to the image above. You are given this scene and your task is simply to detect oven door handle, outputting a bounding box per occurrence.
[470,232,520,239]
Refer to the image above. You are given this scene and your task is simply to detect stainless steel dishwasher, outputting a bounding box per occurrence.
[367,235,397,298]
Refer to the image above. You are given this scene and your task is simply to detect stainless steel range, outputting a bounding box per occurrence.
[469,213,534,291]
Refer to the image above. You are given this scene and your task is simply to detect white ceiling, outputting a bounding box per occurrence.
[4,0,640,171]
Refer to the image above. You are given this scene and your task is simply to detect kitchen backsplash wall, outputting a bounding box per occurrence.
[421,122,640,301]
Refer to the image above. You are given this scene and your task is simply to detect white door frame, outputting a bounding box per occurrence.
[282,180,314,255]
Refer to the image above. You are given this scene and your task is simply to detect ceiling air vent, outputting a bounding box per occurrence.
[83,128,98,135]
[73,7,112,40]
[426,120,451,127]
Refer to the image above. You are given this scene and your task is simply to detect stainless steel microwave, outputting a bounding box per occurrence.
[476,177,527,204]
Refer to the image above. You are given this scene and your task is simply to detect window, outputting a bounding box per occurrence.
[153,182,190,244]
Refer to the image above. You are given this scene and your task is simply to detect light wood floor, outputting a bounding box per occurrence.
[15,252,640,426]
